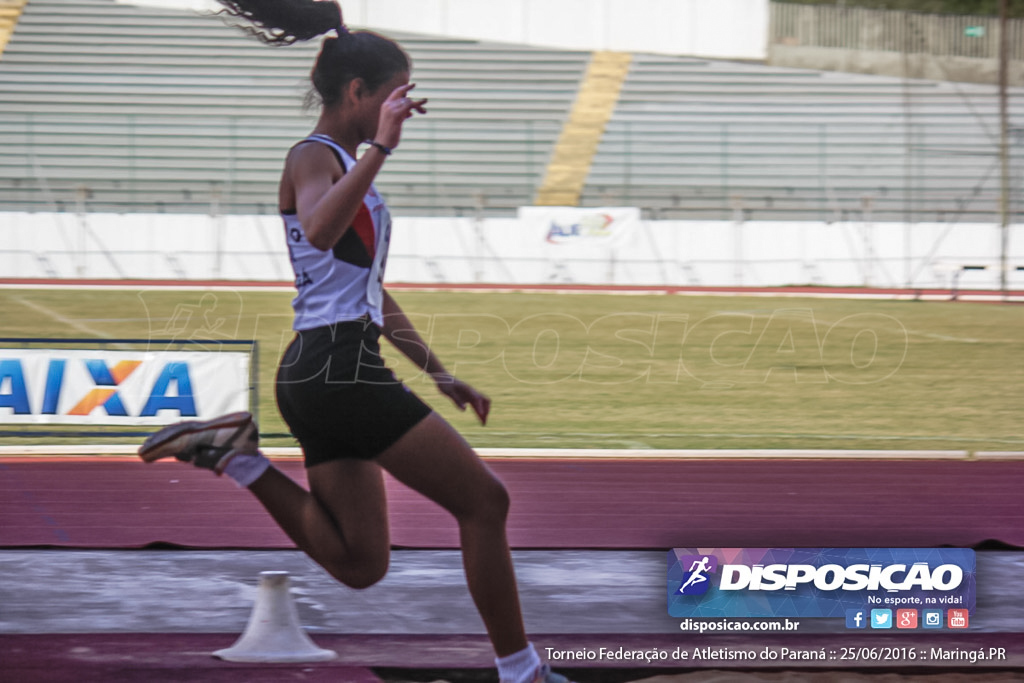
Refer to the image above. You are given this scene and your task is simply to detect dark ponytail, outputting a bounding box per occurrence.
[216,0,341,45]
[216,0,411,107]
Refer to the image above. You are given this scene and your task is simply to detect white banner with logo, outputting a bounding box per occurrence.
[517,206,641,246]
[0,349,250,425]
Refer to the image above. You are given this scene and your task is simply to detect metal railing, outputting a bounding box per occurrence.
[0,110,1020,223]
[771,2,1024,60]
[0,112,554,217]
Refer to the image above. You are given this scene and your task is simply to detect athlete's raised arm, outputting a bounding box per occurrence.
[287,83,426,251]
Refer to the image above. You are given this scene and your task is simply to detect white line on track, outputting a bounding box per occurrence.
[10,295,117,340]
[1,445,1021,460]
[478,431,1024,446]
[2,280,1023,302]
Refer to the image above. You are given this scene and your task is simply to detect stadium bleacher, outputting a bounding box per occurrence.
[0,0,1019,221]
[0,0,588,216]
[583,53,1023,222]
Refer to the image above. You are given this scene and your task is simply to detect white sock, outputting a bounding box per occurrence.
[496,642,542,683]
[221,452,271,488]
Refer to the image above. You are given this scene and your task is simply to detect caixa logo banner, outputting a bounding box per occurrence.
[668,548,975,619]
[0,349,250,425]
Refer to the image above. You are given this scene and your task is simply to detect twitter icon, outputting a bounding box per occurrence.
[871,609,893,629]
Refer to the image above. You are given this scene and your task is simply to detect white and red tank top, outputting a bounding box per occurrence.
[282,134,392,331]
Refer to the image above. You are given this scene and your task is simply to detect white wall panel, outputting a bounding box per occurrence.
[342,0,768,59]
[4,212,1019,291]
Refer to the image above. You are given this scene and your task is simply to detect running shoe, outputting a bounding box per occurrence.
[138,411,258,474]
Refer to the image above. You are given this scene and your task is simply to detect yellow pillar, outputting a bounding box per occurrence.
[0,0,28,60]
[534,51,633,207]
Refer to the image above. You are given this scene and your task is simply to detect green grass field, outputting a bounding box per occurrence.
[1,287,1022,451]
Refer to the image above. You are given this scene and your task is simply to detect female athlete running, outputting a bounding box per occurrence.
[139,2,570,681]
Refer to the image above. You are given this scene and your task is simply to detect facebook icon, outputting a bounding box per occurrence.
[846,609,867,629]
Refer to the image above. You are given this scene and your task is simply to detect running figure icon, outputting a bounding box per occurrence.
[679,556,713,593]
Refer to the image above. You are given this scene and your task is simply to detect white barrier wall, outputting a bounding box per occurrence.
[350,0,769,60]
[1,211,1021,291]
[124,0,769,60]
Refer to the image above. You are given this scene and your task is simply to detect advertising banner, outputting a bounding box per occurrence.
[517,206,641,246]
[668,548,976,624]
[0,349,250,425]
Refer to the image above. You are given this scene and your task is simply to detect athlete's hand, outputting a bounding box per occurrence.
[433,373,491,426]
[375,83,428,150]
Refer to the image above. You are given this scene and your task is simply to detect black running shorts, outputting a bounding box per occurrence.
[275,319,433,467]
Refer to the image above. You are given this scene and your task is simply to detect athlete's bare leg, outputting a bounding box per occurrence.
[375,411,528,658]
[247,459,391,590]
[247,410,526,657]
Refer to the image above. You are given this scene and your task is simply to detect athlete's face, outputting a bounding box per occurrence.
[357,70,410,141]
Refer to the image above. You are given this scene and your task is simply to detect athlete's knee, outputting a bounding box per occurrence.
[486,477,511,521]
[459,474,510,526]
[324,549,389,590]
[339,564,388,590]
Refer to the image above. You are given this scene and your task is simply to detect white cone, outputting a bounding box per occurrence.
[214,571,337,663]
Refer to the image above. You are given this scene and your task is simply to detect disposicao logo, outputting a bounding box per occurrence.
[668,548,976,619]
[718,561,963,592]
[676,555,718,596]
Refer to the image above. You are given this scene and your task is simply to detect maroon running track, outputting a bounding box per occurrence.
[3,456,1022,682]
[1,457,1021,549]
